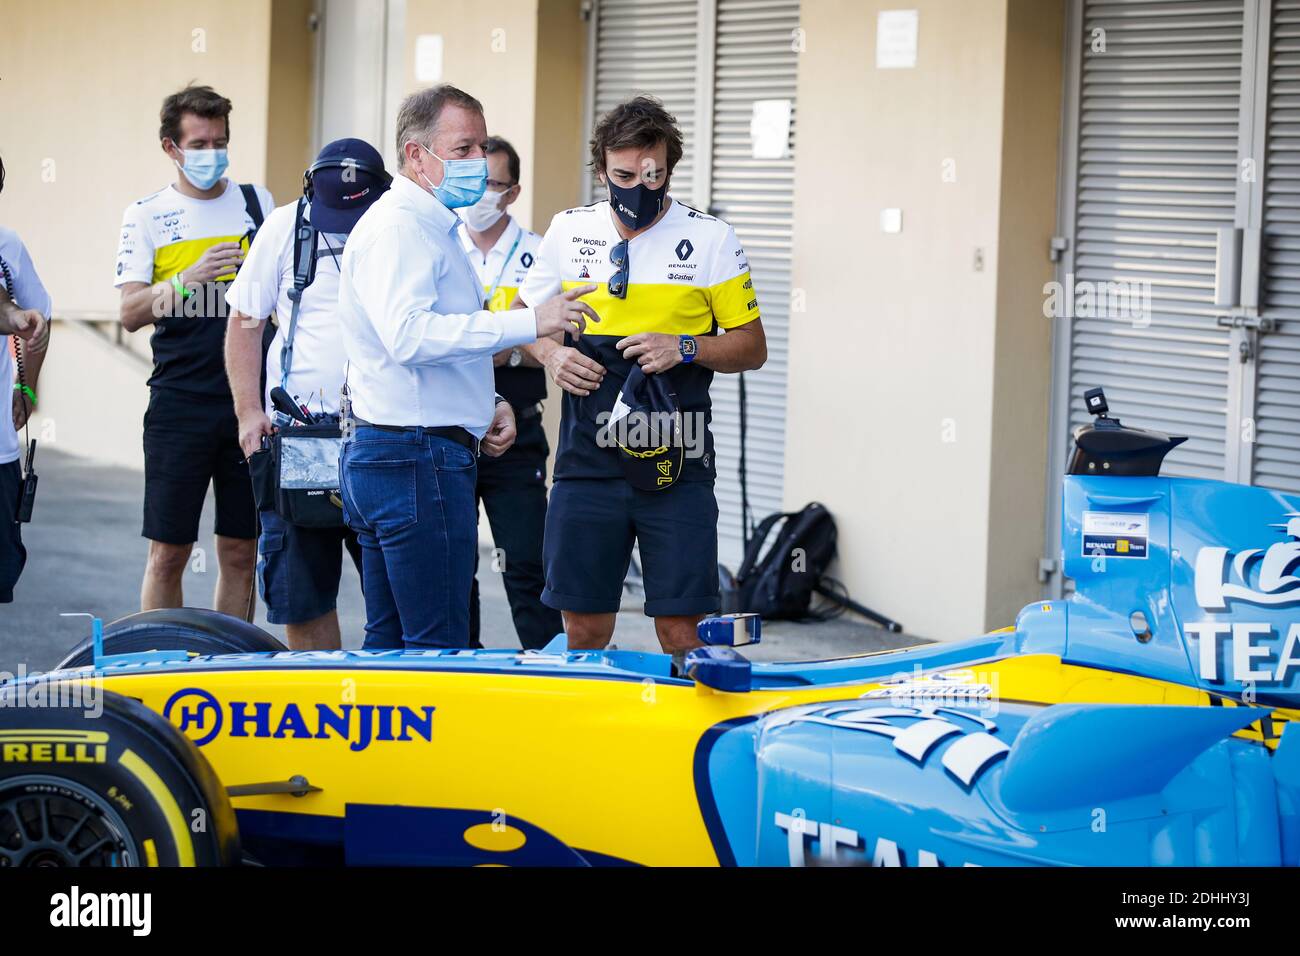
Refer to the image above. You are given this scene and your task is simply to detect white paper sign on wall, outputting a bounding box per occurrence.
[750,99,793,160]
[876,10,919,69]
[415,34,444,82]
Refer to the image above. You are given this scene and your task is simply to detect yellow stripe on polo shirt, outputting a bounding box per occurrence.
[151,233,251,284]
[710,270,761,329]
[561,271,760,338]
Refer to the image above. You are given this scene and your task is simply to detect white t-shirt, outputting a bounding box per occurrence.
[224,200,350,416]
[0,228,52,465]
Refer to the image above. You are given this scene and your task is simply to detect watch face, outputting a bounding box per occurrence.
[681,337,697,356]
[509,348,523,367]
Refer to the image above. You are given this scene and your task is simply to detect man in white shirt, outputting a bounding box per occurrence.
[225,138,392,650]
[336,84,598,649]
[0,160,51,602]
[457,136,563,651]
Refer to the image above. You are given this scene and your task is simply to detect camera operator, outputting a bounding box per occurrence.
[0,154,53,604]
[225,139,391,650]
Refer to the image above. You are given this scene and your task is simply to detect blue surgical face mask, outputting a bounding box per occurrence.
[175,148,229,191]
[413,142,488,209]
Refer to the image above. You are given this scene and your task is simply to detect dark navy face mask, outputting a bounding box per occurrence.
[607,177,667,230]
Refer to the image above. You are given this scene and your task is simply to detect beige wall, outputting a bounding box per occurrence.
[984,0,1065,629]
[532,0,589,227]
[266,0,319,204]
[784,0,1062,639]
[0,0,293,468]
[0,0,276,317]
[399,0,588,228]
[402,0,542,231]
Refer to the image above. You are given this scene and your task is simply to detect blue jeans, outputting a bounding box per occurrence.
[340,427,478,649]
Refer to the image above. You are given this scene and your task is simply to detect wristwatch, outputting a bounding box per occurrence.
[508,347,524,368]
[679,335,698,364]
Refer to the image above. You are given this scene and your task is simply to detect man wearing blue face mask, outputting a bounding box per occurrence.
[114,84,274,620]
[337,84,599,649]
[516,96,767,655]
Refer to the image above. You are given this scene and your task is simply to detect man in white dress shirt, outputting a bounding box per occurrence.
[337,85,598,649]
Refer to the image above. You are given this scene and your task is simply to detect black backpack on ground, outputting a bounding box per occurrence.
[725,503,838,620]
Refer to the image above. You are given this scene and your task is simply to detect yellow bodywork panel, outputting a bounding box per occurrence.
[83,654,1293,866]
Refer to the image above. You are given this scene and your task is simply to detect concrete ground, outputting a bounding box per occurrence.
[0,449,924,673]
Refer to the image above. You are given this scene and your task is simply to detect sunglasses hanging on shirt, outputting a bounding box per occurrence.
[609,240,629,300]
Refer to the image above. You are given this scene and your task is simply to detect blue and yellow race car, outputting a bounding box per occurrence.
[2,390,1298,867]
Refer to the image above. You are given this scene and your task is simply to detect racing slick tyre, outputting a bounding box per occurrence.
[0,687,239,866]
[55,608,287,670]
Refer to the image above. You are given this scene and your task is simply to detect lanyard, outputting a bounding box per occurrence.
[482,231,522,310]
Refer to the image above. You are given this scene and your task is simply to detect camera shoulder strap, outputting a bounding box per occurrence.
[280,197,321,391]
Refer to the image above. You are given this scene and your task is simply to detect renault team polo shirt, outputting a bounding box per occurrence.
[519,197,761,482]
[114,179,273,397]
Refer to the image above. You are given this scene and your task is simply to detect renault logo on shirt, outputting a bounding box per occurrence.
[676,239,694,261]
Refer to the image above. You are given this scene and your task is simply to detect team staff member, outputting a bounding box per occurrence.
[0,156,52,603]
[225,139,391,650]
[337,84,597,649]
[458,136,563,650]
[115,85,274,619]
[517,96,767,653]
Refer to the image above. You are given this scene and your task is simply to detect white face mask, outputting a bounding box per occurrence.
[460,187,508,232]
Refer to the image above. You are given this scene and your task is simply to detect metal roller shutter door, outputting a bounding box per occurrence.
[1257,0,1300,491]
[1065,0,1244,480]
[588,0,701,204]
[707,0,799,567]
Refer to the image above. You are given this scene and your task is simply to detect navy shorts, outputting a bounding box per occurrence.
[542,478,720,617]
[257,508,363,626]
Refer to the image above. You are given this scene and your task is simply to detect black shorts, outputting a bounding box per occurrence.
[542,478,720,617]
[0,460,26,603]
[142,388,257,544]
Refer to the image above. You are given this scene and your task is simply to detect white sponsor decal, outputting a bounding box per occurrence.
[1185,513,1300,686]
[773,811,978,867]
